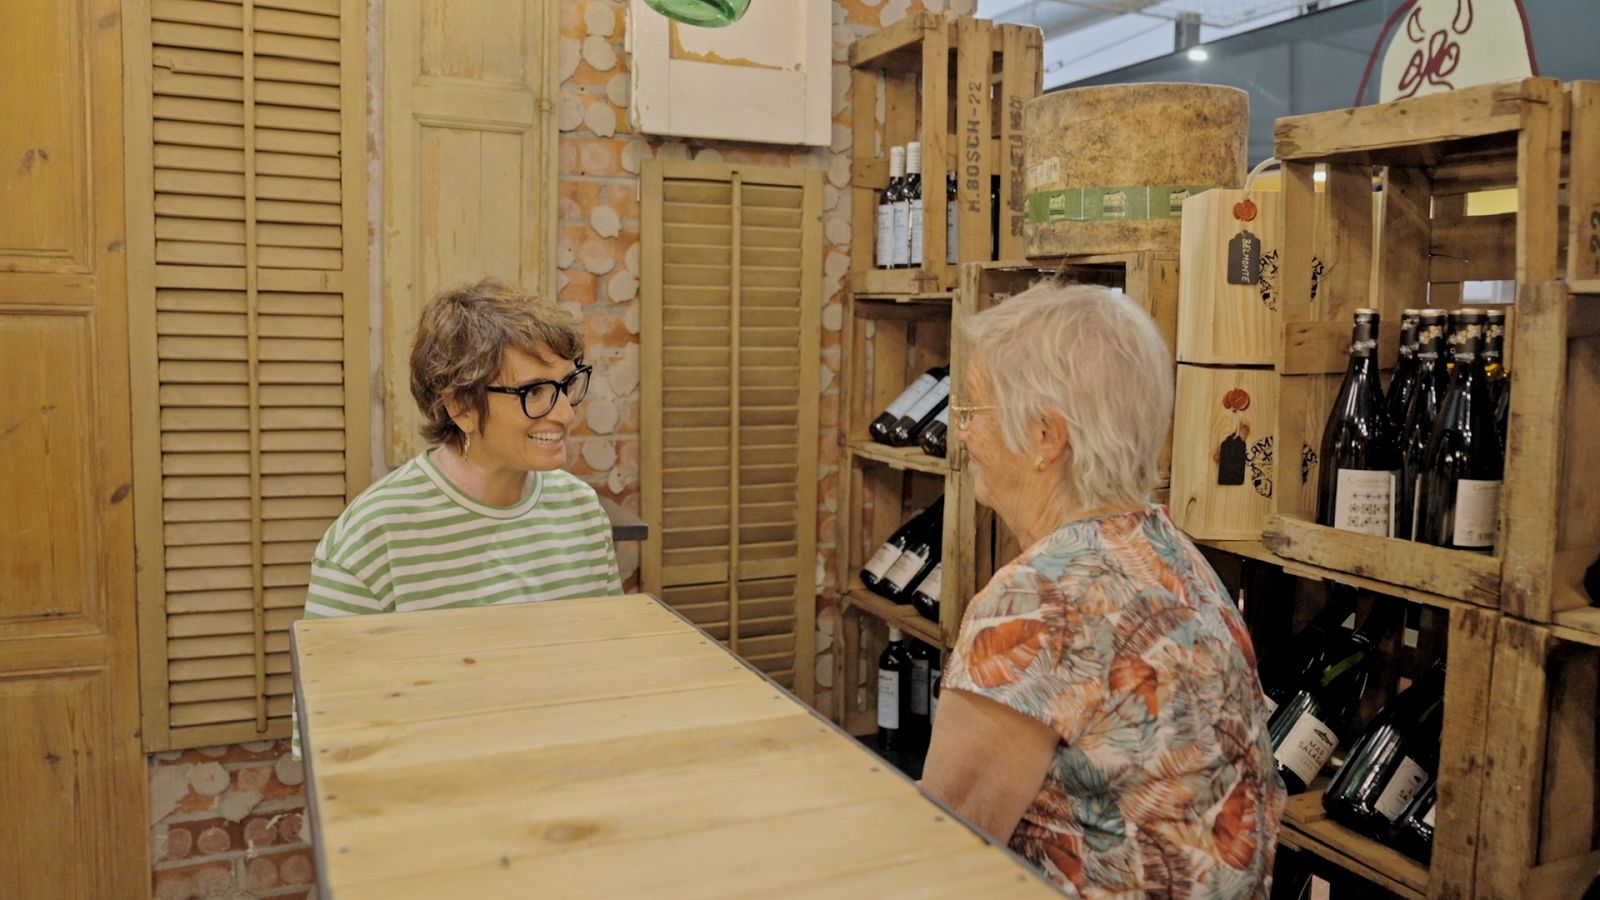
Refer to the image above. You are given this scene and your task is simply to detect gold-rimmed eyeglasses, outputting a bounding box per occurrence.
[949,403,999,430]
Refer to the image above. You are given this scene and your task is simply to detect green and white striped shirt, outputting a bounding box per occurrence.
[292,451,622,757]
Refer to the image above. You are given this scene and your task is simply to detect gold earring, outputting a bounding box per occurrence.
[1033,455,1045,471]
[463,433,471,459]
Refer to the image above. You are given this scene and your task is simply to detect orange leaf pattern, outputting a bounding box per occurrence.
[944,506,1286,898]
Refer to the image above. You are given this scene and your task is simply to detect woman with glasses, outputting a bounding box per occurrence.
[292,278,621,757]
[922,282,1284,898]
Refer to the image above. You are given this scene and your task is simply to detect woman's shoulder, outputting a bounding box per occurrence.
[317,457,440,555]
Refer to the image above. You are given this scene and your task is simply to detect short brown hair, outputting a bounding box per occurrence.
[409,277,585,450]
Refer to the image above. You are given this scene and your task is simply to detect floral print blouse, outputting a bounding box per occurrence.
[944,505,1285,899]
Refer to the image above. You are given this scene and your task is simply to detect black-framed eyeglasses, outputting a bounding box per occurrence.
[484,363,592,419]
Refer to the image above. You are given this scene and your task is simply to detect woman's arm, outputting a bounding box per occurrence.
[920,686,1060,843]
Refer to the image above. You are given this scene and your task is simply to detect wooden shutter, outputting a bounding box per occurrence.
[382,0,559,464]
[641,160,820,699]
[125,0,370,750]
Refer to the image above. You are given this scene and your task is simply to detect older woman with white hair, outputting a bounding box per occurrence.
[921,282,1285,898]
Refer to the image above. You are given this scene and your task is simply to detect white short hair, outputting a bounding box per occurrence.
[960,281,1172,509]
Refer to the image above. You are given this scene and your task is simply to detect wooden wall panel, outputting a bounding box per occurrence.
[127,0,369,750]
[384,0,559,464]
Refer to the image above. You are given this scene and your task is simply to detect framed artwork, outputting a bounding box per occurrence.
[629,0,831,146]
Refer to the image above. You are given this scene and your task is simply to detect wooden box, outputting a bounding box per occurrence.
[847,15,1042,295]
[1171,364,1277,540]
[1177,189,1283,365]
[1262,78,1600,619]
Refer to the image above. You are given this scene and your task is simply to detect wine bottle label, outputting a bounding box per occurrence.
[1452,479,1501,548]
[902,376,950,422]
[946,198,959,263]
[883,374,939,420]
[1275,710,1339,784]
[909,198,924,266]
[1422,803,1436,828]
[911,659,930,715]
[916,564,943,603]
[1333,469,1397,536]
[862,543,903,580]
[884,548,930,592]
[876,204,894,269]
[1375,756,1430,821]
[892,200,910,267]
[877,668,900,729]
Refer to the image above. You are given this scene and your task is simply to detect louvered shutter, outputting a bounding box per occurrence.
[641,161,820,699]
[127,0,370,750]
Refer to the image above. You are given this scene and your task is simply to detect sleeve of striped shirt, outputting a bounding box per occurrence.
[292,557,388,761]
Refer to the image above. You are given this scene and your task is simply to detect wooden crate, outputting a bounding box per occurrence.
[1177,188,1284,366]
[1475,619,1600,900]
[1171,364,1277,540]
[1199,546,1499,900]
[1263,78,1600,619]
[847,14,1042,296]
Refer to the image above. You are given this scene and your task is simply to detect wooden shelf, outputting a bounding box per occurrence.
[841,588,944,650]
[1191,537,1281,567]
[1262,514,1499,611]
[847,440,950,476]
[1278,786,1430,900]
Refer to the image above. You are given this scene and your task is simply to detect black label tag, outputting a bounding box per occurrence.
[1227,230,1261,285]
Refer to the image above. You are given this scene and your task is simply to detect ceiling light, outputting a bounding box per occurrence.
[1187,47,1208,62]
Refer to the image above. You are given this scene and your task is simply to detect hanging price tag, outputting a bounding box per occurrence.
[1227,230,1262,285]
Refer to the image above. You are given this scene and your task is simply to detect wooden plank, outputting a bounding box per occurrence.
[1476,618,1553,900]
[1375,166,1432,320]
[1262,514,1501,607]
[996,25,1040,263]
[1523,849,1600,900]
[1570,82,1600,290]
[1274,78,1543,163]
[917,17,951,286]
[1282,319,1402,375]
[1538,650,1599,865]
[1428,605,1497,900]
[846,12,940,68]
[954,19,991,287]
[1501,282,1570,620]
[1517,78,1564,284]
[1280,793,1428,899]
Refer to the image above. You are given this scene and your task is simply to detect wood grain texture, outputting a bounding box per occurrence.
[0,0,149,891]
[1170,365,1276,540]
[1569,82,1600,290]
[1263,515,1501,607]
[295,595,1053,898]
[1475,617,1552,900]
[1274,78,1545,164]
[1176,189,1281,365]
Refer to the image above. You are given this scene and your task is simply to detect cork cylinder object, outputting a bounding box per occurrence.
[1023,83,1249,259]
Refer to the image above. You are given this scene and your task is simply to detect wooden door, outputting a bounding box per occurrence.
[0,0,149,894]
[640,160,820,700]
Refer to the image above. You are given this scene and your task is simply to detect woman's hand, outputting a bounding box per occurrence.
[919,687,1059,844]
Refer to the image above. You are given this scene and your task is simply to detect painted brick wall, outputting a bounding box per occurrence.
[148,1,976,896]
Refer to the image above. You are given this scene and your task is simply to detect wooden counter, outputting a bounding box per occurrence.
[292,594,1054,898]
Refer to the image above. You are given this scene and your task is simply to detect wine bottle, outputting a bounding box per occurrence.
[889,373,950,447]
[1486,308,1509,452]
[1385,309,1423,435]
[1415,310,1503,551]
[1269,605,1396,794]
[877,627,912,750]
[1322,660,1446,838]
[882,510,942,604]
[911,560,942,623]
[918,405,949,458]
[869,366,946,445]
[905,141,924,268]
[1396,310,1450,541]
[1394,781,1437,864]
[1316,309,1399,536]
[876,147,904,270]
[945,170,959,264]
[1259,589,1358,717]
[929,652,943,723]
[860,498,940,594]
[891,147,911,269]
[909,639,939,743]
[1495,372,1511,454]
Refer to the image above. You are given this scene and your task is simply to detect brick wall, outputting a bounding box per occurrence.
[148,1,976,896]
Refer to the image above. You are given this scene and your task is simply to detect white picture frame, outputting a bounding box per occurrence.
[628,0,831,146]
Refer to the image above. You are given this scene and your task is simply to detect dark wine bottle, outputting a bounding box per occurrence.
[877,626,912,750]
[876,146,903,270]
[1259,589,1358,718]
[1415,310,1503,551]
[911,560,942,623]
[1486,308,1510,452]
[918,405,949,458]
[1269,605,1396,794]
[1316,309,1399,536]
[929,652,943,724]
[1394,781,1438,864]
[1323,660,1446,838]
[1495,373,1511,454]
[889,373,950,447]
[860,498,940,594]
[1397,310,1451,541]
[869,366,946,445]
[945,170,959,264]
[906,141,924,268]
[909,639,939,743]
[1385,309,1424,435]
[882,509,941,604]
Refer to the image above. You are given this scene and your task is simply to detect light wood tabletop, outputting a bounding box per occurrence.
[292,593,1055,898]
